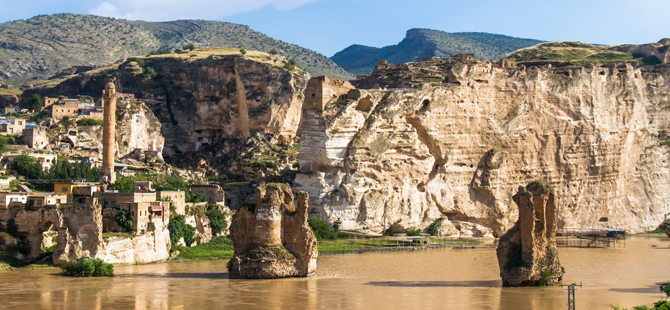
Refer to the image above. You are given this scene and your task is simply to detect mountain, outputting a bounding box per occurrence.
[0,13,354,84]
[331,28,544,76]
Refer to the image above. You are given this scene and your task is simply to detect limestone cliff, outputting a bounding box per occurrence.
[295,58,670,236]
[100,226,170,265]
[40,49,309,168]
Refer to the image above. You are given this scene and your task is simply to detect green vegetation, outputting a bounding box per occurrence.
[0,13,352,84]
[76,118,104,126]
[114,209,134,232]
[284,58,297,71]
[331,28,544,75]
[60,257,114,277]
[427,219,442,236]
[537,269,553,286]
[307,218,334,240]
[11,155,43,180]
[206,208,227,235]
[269,49,278,55]
[167,214,196,246]
[11,156,102,185]
[406,228,422,236]
[0,135,14,155]
[176,236,234,260]
[224,181,253,187]
[26,94,41,111]
[239,48,247,55]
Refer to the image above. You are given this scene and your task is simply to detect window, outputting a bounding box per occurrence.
[10,198,17,202]
[36,199,43,205]
[56,199,61,203]
[62,187,67,192]
[0,198,4,203]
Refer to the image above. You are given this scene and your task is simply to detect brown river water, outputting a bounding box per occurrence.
[0,235,668,310]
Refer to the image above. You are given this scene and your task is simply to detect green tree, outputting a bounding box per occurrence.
[27,94,41,111]
[61,257,114,277]
[269,49,278,55]
[307,218,332,240]
[239,48,247,55]
[114,209,134,232]
[207,208,227,235]
[284,58,296,71]
[182,43,195,51]
[11,154,43,179]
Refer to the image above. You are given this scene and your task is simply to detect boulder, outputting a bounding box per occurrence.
[496,181,564,286]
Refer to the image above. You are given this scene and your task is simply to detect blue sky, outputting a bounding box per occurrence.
[0,0,668,57]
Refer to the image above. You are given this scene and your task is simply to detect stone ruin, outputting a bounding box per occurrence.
[228,183,318,279]
[496,181,564,286]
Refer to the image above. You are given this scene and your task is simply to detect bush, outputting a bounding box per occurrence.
[147,222,155,232]
[239,48,247,55]
[174,48,182,53]
[307,218,332,240]
[114,209,134,232]
[207,209,226,235]
[406,228,422,236]
[5,218,18,238]
[182,43,195,51]
[188,192,208,203]
[60,257,114,277]
[76,118,104,126]
[537,269,553,286]
[183,224,196,246]
[427,219,442,236]
[269,49,278,55]
[133,58,145,67]
[11,154,43,179]
[284,58,296,71]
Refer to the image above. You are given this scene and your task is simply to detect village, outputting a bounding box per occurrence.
[0,80,234,265]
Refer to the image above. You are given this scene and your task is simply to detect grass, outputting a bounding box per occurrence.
[318,236,481,252]
[0,88,22,96]
[176,236,234,260]
[224,181,253,187]
[102,232,135,240]
[506,41,656,66]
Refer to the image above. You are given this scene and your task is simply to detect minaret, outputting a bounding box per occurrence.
[101,79,117,183]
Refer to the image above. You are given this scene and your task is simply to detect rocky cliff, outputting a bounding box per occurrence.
[100,225,171,265]
[37,49,308,170]
[295,57,670,236]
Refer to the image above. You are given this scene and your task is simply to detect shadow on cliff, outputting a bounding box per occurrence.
[365,280,501,288]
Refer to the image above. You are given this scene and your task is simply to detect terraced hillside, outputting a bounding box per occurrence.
[0,13,353,84]
[331,28,544,76]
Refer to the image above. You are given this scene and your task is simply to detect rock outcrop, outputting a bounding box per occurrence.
[294,57,670,236]
[99,225,171,265]
[496,182,564,286]
[228,183,318,279]
[10,205,104,265]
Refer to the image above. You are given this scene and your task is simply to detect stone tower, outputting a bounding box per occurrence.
[101,79,117,183]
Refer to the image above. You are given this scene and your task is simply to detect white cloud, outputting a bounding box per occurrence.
[87,0,320,21]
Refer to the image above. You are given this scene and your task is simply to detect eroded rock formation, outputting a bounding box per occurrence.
[228,183,317,279]
[294,57,670,236]
[11,205,104,265]
[496,182,564,286]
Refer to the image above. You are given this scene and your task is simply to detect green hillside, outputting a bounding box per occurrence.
[0,13,353,84]
[331,28,544,76]
[504,41,662,66]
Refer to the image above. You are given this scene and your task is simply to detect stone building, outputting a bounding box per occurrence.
[189,184,225,205]
[48,100,79,121]
[22,127,48,149]
[0,118,26,135]
[4,153,57,170]
[3,106,17,115]
[27,193,68,207]
[157,190,186,215]
[303,76,356,111]
[40,97,59,111]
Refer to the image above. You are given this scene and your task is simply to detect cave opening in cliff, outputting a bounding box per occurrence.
[419,100,430,113]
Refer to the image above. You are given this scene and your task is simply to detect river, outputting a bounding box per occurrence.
[0,235,668,310]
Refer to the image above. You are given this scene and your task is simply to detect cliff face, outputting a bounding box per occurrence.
[42,50,309,167]
[100,226,170,265]
[295,61,670,236]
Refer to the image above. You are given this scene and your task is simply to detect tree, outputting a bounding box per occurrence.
[207,208,227,235]
[11,154,43,179]
[182,43,195,51]
[114,209,134,232]
[27,94,41,111]
[174,48,182,53]
[269,49,278,55]
[240,48,247,55]
[284,59,297,71]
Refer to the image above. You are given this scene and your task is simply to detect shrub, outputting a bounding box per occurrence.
[188,192,208,203]
[183,224,196,246]
[133,58,145,67]
[406,228,422,236]
[284,58,296,71]
[60,257,114,277]
[144,67,157,78]
[207,209,226,235]
[269,49,278,55]
[76,118,104,126]
[114,209,134,232]
[6,218,18,238]
[427,219,442,236]
[174,48,182,53]
[239,48,247,55]
[307,218,332,240]
[147,222,155,232]
[332,218,342,237]
[11,154,43,179]
[182,43,195,51]
[537,269,553,286]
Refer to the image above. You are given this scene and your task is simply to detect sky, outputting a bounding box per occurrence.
[0,0,668,57]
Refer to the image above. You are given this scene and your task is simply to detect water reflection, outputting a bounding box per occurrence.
[0,235,667,309]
